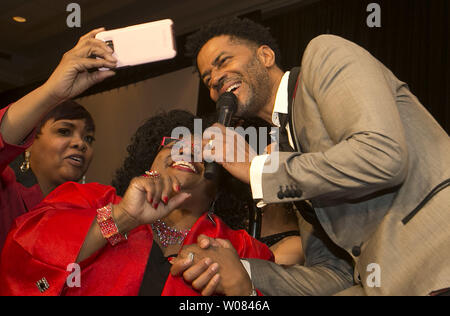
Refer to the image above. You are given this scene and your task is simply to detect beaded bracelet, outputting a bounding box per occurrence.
[96,203,128,246]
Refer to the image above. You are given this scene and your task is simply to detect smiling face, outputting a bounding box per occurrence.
[150,139,216,202]
[197,35,274,117]
[29,118,94,193]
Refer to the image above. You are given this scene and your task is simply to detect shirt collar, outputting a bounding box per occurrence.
[271,71,290,127]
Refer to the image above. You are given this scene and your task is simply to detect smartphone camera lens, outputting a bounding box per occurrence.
[105,40,114,52]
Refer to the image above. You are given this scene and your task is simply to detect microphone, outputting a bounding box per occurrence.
[204,92,238,180]
[216,91,238,127]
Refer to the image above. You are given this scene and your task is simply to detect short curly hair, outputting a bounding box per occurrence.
[111,110,253,231]
[36,100,95,134]
[112,110,196,196]
[185,16,282,69]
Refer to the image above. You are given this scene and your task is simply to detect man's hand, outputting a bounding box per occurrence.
[0,28,118,145]
[202,123,256,184]
[170,235,253,296]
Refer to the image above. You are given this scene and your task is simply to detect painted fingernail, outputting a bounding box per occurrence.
[176,185,181,192]
[149,198,153,204]
[153,203,159,209]
[163,196,169,204]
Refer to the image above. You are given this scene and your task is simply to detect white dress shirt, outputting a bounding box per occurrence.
[241,71,295,287]
[249,71,295,205]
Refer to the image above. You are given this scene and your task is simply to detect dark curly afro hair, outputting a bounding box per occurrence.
[185,16,282,70]
[111,110,259,231]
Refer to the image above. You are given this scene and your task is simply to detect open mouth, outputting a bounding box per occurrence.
[226,82,241,94]
[66,155,84,167]
[171,160,197,174]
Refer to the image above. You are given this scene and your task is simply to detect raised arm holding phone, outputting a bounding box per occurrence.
[0,28,118,251]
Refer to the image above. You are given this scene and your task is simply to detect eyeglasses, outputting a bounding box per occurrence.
[159,136,203,159]
[158,137,182,152]
[160,137,182,147]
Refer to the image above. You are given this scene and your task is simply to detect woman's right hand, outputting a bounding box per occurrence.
[42,28,118,104]
[115,175,191,229]
[0,28,118,145]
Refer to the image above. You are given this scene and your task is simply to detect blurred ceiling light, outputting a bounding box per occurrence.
[13,16,27,23]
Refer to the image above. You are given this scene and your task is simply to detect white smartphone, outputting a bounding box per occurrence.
[95,19,177,70]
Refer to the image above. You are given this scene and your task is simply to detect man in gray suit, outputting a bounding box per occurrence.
[171,17,450,296]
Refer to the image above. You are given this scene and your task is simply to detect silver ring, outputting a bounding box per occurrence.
[204,139,214,151]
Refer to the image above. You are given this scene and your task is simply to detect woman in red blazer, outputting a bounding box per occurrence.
[0,111,273,296]
[0,28,117,252]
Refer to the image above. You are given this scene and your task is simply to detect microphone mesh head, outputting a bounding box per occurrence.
[216,92,238,112]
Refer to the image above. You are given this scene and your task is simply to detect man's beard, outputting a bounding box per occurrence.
[237,56,272,118]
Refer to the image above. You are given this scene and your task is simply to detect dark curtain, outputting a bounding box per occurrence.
[197,0,449,133]
[2,0,448,132]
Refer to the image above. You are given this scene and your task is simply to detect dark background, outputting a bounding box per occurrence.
[198,0,449,133]
[1,0,448,132]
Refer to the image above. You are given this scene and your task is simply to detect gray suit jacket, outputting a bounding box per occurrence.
[249,35,450,295]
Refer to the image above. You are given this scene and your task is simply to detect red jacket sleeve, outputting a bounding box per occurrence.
[0,182,120,296]
[0,105,37,174]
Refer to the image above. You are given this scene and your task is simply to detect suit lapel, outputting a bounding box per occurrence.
[281,68,318,222]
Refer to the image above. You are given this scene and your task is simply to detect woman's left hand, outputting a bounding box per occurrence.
[115,175,190,228]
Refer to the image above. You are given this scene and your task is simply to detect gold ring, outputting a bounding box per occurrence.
[145,170,160,178]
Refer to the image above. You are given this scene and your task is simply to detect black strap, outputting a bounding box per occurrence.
[278,67,300,152]
[280,67,317,222]
[259,230,300,248]
[287,67,301,152]
[429,287,450,296]
[402,178,450,225]
[287,67,300,117]
[138,243,175,296]
[293,200,318,225]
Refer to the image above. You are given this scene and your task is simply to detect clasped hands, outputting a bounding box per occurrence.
[169,234,254,296]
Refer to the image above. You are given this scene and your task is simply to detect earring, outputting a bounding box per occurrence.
[209,194,220,214]
[207,195,219,224]
[20,151,30,173]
